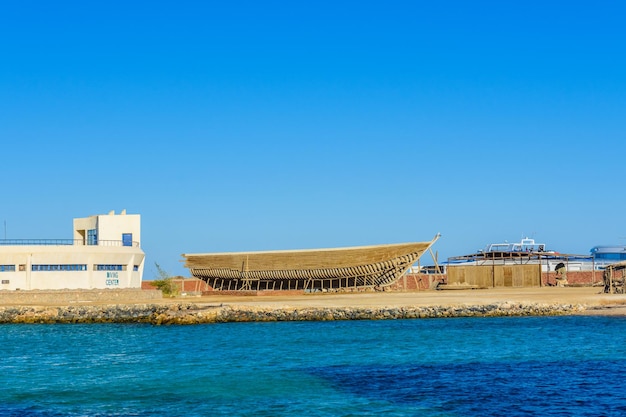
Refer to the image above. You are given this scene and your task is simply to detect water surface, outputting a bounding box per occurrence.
[1,316,625,416]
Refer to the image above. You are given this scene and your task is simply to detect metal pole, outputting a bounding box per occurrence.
[592,253,596,285]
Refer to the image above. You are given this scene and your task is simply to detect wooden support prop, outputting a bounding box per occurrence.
[428,247,442,274]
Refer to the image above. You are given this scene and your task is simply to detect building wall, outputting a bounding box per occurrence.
[73,210,141,246]
[387,273,443,291]
[0,245,144,290]
[95,212,141,244]
[542,271,602,286]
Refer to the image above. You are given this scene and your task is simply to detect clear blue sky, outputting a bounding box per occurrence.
[1,1,625,278]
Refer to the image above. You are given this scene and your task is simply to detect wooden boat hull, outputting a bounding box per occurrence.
[182,237,438,291]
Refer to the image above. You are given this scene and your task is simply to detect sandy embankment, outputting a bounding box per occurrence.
[185,287,618,310]
[3,287,626,324]
[185,287,626,316]
[6,287,620,309]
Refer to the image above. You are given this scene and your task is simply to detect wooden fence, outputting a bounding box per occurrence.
[447,264,541,288]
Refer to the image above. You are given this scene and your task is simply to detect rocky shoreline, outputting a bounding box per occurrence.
[0,302,589,324]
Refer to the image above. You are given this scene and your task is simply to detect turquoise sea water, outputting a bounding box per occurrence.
[2,316,626,416]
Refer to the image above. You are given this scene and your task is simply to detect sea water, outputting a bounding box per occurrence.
[1,316,626,416]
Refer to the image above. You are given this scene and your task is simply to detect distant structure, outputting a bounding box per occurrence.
[447,237,605,272]
[443,237,617,288]
[591,245,626,263]
[0,210,144,290]
[182,236,439,292]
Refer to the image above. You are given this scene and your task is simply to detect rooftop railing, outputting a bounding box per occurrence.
[0,239,140,248]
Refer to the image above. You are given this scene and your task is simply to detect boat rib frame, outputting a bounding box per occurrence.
[183,236,439,292]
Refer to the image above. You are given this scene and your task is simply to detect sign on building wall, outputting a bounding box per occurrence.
[106,271,119,286]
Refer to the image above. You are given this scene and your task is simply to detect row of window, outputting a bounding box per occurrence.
[0,264,140,272]
[32,264,88,271]
[596,253,626,261]
[96,265,124,271]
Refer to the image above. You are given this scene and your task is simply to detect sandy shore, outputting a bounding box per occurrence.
[10,286,626,311]
[165,287,626,315]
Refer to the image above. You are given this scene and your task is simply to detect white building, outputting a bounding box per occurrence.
[0,210,145,290]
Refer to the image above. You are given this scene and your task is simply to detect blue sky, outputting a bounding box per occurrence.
[1,1,625,278]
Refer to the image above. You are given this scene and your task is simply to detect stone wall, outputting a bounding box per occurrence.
[388,274,445,291]
[142,278,211,293]
[0,301,587,324]
[542,271,603,287]
[0,289,162,305]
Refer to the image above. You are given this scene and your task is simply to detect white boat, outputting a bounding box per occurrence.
[481,237,552,254]
[449,237,595,272]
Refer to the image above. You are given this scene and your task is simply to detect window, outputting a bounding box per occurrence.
[95,264,124,271]
[32,264,87,271]
[122,233,133,247]
[1,280,8,284]
[0,265,16,272]
[133,265,139,271]
[87,229,98,246]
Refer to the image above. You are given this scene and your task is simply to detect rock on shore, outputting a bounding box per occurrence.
[0,302,587,325]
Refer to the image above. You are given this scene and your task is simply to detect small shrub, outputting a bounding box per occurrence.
[152,263,179,297]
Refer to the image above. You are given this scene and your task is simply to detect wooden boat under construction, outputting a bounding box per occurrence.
[182,235,439,291]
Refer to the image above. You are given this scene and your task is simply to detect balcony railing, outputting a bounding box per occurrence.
[0,239,140,248]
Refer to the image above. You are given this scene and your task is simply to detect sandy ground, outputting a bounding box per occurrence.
[9,287,626,316]
[164,287,626,314]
